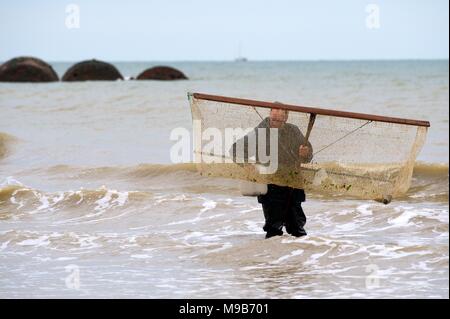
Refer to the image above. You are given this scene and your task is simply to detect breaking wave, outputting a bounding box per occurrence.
[0,183,149,221]
[0,132,17,159]
[23,161,449,182]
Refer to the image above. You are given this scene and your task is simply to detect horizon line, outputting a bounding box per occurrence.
[4,58,447,63]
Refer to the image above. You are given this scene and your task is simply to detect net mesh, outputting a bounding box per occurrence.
[189,94,428,202]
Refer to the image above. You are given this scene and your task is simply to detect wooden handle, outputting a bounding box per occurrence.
[304,113,316,145]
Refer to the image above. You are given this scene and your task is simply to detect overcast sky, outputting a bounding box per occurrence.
[0,0,448,61]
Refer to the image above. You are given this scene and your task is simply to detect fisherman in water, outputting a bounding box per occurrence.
[232,107,313,238]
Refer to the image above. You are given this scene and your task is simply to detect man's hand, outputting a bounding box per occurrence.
[299,145,312,160]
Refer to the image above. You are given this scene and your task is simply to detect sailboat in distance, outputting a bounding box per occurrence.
[234,42,248,62]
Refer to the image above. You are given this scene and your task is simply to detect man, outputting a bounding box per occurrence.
[232,107,313,239]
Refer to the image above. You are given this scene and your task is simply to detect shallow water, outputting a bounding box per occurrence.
[0,61,448,298]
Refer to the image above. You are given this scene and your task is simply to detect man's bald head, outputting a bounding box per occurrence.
[269,106,289,128]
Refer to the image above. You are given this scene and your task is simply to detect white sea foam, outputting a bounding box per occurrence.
[239,206,260,214]
[389,207,449,227]
[131,254,152,259]
[17,235,50,247]
[0,240,10,251]
[155,193,191,204]
[271,249,304,264]
[167,213,224,226]
[92,188,129,214]
[356,204,373,216]
[335,222,361,232]
[205,242,233,254]
[31,191,51,213]
[10,189,27,210]
[200,200,217,213]
[244,220,264,233]
[1,176,24,187]
[56,257,77,261]
[304,249,333,266]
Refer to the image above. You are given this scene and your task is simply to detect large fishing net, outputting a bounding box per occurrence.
[188,93,429,202]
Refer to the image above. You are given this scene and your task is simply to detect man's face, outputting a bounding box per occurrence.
[269,108,289,128]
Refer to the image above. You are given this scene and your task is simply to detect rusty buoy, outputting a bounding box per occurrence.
[0,56,59,82]
[136,66,188,81]
[62,59,123,81]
